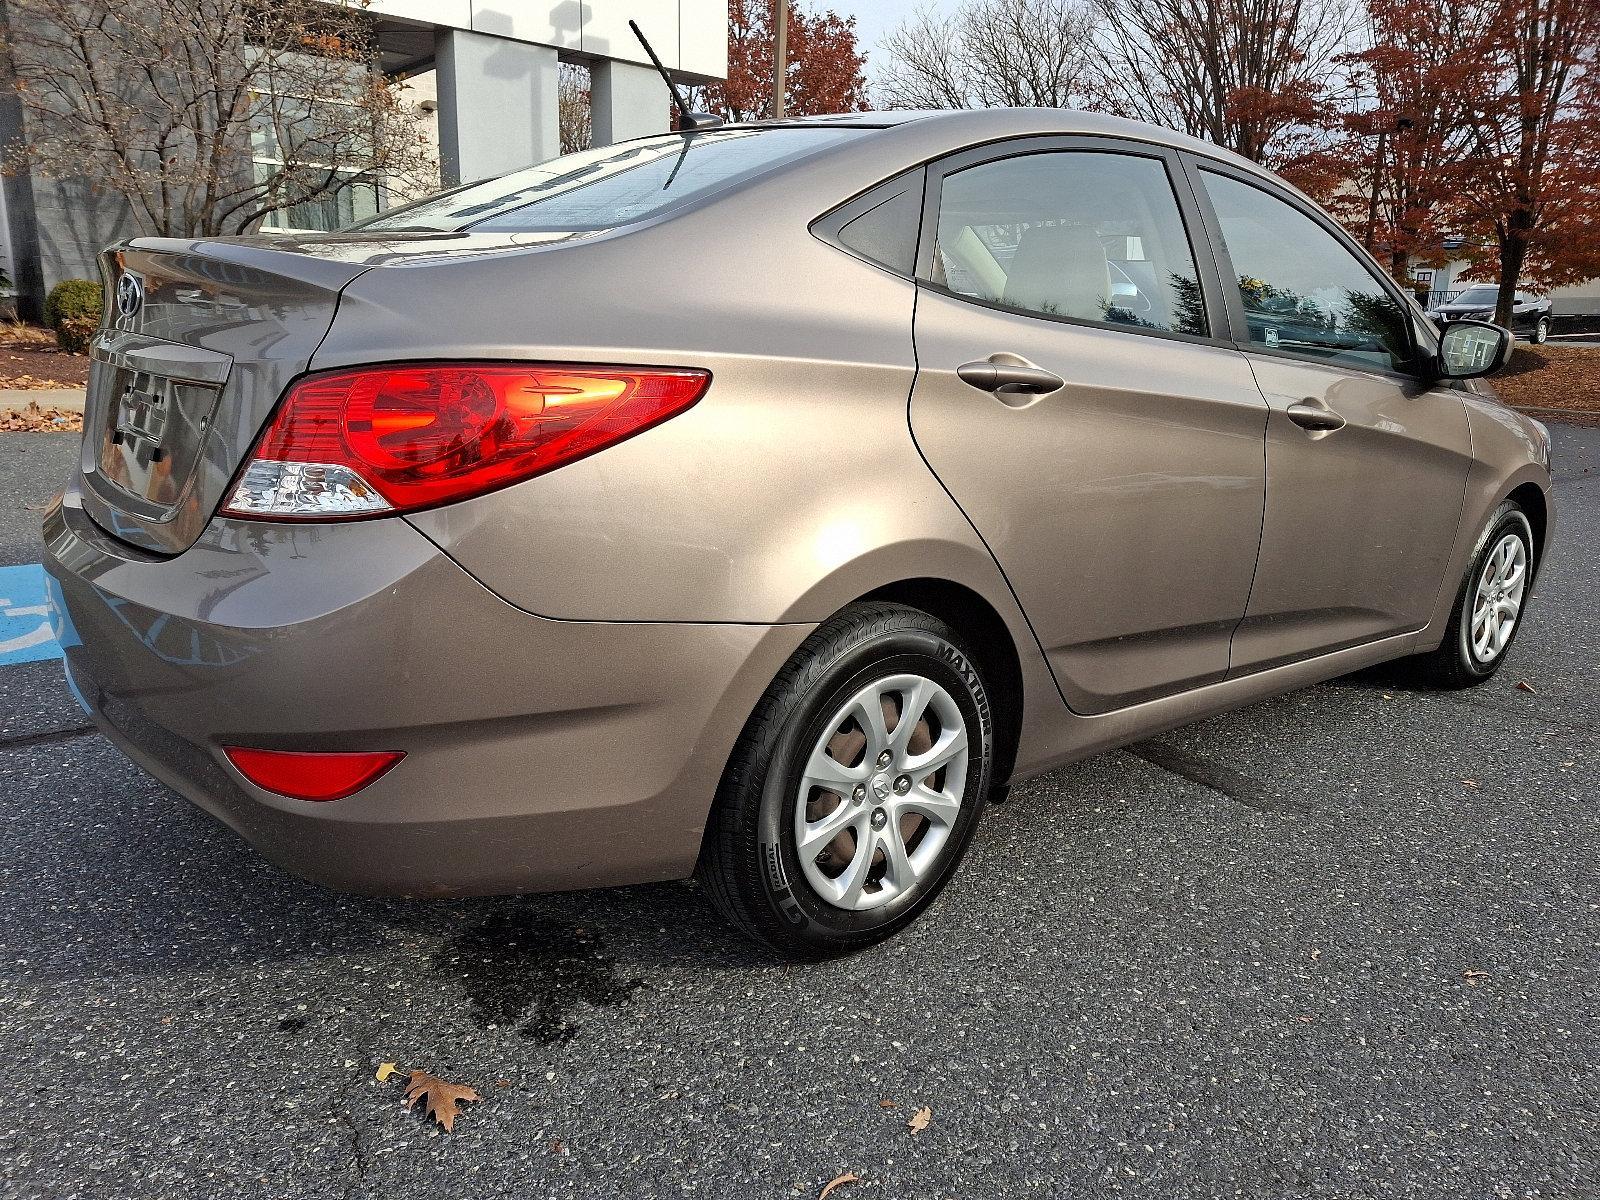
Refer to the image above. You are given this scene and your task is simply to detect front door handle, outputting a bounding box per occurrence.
[957,358,1065,396]
[1285,401,1346,433]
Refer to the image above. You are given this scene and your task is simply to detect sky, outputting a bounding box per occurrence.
[832,0,959,70]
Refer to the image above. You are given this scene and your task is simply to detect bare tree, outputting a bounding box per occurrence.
[558,62,592,155]
[876,0,1097,110]
[1088,0,1355,170]
[3,0,436,237]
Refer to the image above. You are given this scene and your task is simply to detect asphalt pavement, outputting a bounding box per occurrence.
[0,426,1595,1200]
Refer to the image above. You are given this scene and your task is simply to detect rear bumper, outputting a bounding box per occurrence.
[43,487,811,896]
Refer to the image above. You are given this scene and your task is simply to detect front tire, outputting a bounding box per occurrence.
[697,603,994,959]
[1405,500,1534,688]
[1533,316,1550,344]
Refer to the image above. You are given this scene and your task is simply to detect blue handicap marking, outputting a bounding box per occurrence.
[0,564,64,666]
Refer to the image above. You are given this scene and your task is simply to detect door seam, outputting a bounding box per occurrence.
[903,282,1077,714]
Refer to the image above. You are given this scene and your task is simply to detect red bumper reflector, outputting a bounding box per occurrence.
[223,747,404,801]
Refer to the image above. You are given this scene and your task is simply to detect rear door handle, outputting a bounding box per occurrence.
[957,358,1065,396]
[1285,401,1346,433]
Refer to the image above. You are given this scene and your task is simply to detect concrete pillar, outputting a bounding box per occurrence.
[589,60,672,147]
[434,29,559,185]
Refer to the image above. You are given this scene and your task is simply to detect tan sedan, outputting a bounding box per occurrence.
[46,109,1551,957]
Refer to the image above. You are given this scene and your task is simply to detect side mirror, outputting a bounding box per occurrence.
[1435,319,1512,379]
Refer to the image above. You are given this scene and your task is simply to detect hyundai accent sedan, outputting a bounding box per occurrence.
[45,109,1553,958]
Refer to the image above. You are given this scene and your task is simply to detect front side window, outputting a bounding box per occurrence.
[1201,171,1411,373]
[930,151,1208,337]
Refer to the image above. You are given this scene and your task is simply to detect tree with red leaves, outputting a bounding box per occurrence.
[692,0,869,123]
[1088,0,1355,192]
[1453,0,1600,325]
[1336,0,1499,283]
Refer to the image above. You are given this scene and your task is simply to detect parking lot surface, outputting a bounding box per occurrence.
[1,427,1595,1199]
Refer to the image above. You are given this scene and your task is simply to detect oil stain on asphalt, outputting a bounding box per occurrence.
[435,904,643,1044]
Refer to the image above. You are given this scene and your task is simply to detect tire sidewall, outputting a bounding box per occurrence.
[1533,318,1549,344]
[753,625,992,948]
[1454,506,1534,678]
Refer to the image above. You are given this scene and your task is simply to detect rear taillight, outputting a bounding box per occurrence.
[223,747,404,801]
[223,363,710,519]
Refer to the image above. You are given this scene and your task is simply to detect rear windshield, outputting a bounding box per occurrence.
[358,127,863,234]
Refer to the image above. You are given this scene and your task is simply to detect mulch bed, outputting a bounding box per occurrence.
[0,324,89,389]
[1491,345,1600,426]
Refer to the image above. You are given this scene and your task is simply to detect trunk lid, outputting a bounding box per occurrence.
[79,232,491,554]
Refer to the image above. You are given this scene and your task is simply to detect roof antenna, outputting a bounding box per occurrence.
[629,20,723,131]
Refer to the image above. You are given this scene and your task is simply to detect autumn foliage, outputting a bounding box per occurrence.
[880,0,1600,320]
[1089,0,1353,193]
[695,0,869,122]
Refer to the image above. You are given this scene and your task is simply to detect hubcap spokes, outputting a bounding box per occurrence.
[1469,533,1527,664]
[795,674,968,912]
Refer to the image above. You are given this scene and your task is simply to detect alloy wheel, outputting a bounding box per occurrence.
[794,673,969,912]
[1468,532,1528,664]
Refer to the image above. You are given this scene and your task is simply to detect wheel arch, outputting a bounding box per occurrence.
[1507,480,1549,577]
[856,577,1025,792]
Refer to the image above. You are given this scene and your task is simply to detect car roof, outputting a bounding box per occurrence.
[755,108,1267,167]
[747,107,1279,186]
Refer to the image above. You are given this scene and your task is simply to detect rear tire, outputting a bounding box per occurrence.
[1404,500,1534,689]
[697,603,994,959]
[1533,317,1550,344]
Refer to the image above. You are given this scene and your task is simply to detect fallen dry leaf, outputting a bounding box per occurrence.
[0,399,82,432]
[374,1062,399,1083]
[1461,778,1479,789]
[819,1172,860,1199]
[548,1137,566,1154]
[0,375,76,389]
[1515,680,1538,695]
[1309,948,1322,961]
[878,1099,897,1109]
[907,1106,932,1134]
[1295,1014,1315,1023]
[1,323,57,348]
[403,1069,481,1132]
[1462,969,1492,985]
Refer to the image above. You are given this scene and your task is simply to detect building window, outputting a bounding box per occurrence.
[251,93,384,233]
[251,162,381,232]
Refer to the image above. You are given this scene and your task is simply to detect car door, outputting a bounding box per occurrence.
[907,139,1269,714]
[1511,292,1533,332]
[1186,161,1473,673]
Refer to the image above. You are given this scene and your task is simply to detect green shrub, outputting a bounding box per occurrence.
[44,279,103,351]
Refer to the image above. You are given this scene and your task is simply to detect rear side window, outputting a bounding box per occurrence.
[812,171,924,276]
[1200,171,1411,373]
[928,151,1208,337]
[359,127,863,234]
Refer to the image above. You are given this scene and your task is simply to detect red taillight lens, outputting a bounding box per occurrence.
[223,364,709,519]
[224,747,404,801]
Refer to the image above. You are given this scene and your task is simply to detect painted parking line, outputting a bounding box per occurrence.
[0,564,63,666]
